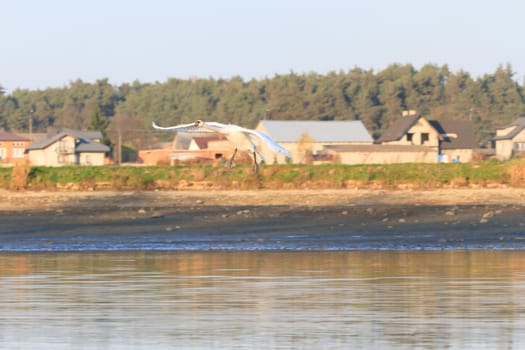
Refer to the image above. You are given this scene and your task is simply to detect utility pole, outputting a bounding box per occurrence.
[118,129,122,165]
[29,109,34,141]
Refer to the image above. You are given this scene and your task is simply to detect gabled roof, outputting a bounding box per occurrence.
[192,135,221,149]
[26,129,109,153]
[62,128,103,140]
[376,114,423,143]
[174,132,213,150]
[493,117,525,141]
[429,120,478,149]
[257,120,373,143]
[0,130,29,142]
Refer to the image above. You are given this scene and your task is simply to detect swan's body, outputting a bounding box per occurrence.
[152,120,291,172]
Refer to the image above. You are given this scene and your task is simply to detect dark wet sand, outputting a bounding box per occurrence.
[1,189,525,250]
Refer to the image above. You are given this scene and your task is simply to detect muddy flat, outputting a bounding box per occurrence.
[1,188,525,251]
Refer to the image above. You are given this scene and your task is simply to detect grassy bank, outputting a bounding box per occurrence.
[2,160,525,191]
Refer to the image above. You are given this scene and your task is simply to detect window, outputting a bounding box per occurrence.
[514,142,525,151]
[406,133,414,142]
[421,133,429,144]
[58,141,67,153]
[12,148,25,158]
[0,148,5,159]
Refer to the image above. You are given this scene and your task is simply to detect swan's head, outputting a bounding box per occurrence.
[194,120,204,127]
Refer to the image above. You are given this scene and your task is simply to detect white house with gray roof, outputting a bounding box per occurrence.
[493,117,525,160]
[26,129,110,166]
[255,120,373,163]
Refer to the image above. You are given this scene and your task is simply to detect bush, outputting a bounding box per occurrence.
[10,161,31,191]
[508,160,525,185]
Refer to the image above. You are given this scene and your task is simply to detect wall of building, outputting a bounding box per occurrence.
[0,140,31,165]
[440,149,473,163]
[138,149,173,165]
[28,148,58,166]
[29,144,77,166]
[258,141,374,164]
[496,140,515,160]
[495,129,525,160]
[78,152,105,166]
[333,149,438,164]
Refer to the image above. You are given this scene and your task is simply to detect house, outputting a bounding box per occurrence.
[376,111,441,148]
[324,112,478,164]
[375,112,477,163]
[0,130,31,165]
[168,133,233,165]
[139,133,234,165]
[137,142,173,165]
[429,120,478,162]
[255,120,373,163]
[320,112,441,164]
[25,129,110,166]
[493,117,525,160]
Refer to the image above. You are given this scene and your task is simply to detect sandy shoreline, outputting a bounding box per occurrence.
[1,188,525,211]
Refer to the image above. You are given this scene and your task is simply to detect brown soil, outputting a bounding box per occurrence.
[1,188,525,211]
[2,188,525,251]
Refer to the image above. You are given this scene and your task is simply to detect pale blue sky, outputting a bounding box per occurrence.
[1,0,524,92]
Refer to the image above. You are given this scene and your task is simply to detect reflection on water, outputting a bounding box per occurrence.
[1,251,525,349]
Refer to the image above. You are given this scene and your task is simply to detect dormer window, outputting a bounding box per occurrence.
[406,133,414,142]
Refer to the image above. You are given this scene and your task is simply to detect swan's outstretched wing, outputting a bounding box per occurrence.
[199,121,230,132]
[153,120,291,158]
[152,121,214,133]
[243,129,291,158]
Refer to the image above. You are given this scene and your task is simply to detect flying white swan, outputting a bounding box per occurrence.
[152,120,291,173]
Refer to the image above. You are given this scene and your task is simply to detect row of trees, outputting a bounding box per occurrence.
[1,63,524,157]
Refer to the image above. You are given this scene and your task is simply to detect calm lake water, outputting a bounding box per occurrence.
[1,251,525,349]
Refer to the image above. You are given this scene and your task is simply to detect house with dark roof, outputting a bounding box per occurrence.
[255,120,373,163]
[493,117,525,160]
[322,112,478,164]
[25,129,110,166]
[0,130,31,165]
[429,120,478,162]
[375,112,478,163]
[376,112,441,148]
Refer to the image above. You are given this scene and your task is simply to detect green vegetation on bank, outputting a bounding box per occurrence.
[2,160,525,191]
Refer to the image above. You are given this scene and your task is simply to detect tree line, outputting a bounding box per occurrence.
[1,63,524,157]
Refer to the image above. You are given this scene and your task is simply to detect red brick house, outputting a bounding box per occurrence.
[0,130,31,165]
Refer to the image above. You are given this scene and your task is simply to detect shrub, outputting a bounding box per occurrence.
[10,161,31,191]
[508,160,525,186]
